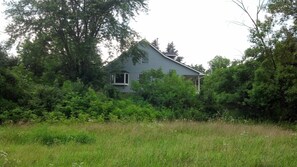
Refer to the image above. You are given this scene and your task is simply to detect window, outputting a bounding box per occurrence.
[111,73,129,85]
[142,56,149,63]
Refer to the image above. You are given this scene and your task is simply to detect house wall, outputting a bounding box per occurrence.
[114,45,200,92]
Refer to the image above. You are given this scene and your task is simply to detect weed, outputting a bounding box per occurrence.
[34,128,95,146]
[0,122,296,166]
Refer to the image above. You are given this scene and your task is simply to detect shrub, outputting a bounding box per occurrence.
[35,129,95,146]
[1,76,203,123]
[132,69,197,112]
[110,99,158,121]
[181,108,209,121]
[0,108,38,124]
[43,111,67,123]
[29,85,63,116]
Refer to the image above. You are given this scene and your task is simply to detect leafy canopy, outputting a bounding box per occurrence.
[5,0,148,83]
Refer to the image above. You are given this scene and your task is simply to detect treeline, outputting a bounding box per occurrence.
[200,0,297,122]
[0,0,297,123]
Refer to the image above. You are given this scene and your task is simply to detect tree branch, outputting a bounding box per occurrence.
[232,0,276,69]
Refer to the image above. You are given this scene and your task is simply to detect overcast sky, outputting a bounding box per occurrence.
[0,0,262,68]
[130,0,262,67]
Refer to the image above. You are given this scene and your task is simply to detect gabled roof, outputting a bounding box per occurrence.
[148,43,205,76]
[106,40,205,76]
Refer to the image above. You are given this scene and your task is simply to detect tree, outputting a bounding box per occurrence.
[201,60,256,118]
[175,56,184,63]
[151,38,160,50]
[233,0,297,121]
[191,64,206,74]
[0,45,8,68]
[233,0,277,69]
[164,42,184,62]
[5,0,148,84]
[165,42,178,55]
[18,35,52,77]
[208,56,230,72]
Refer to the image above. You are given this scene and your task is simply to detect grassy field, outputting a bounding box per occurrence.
[0,121,296,167]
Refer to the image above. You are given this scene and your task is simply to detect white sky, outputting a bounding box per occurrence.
[130,0,263,67]
[0,0,262,68]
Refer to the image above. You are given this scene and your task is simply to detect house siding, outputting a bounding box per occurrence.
[113,44,201,92]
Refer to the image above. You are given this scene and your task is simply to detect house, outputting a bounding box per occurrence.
[108,41,204,92]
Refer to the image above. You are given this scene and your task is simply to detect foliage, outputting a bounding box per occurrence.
[165,41,184,62]
[165,42,179,55]
[110,99,158,121]
[19,35,54,77]
[5,0,148,84]
[190,64,206,74]
[199,0,297,122]
[151,38,160,50]
[0,44,8,67]
[244,0,297,121]
[118,40,149,65]
[0,45,23,114]
[0,73,161,123]
[132,69,198,118]
[0,65,35,123]
[208,55,231,72]
[247,62,297,121]
[200,60,256,118]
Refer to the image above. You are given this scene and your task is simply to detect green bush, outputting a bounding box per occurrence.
[0,74,204,123]
[29,85,63,115]
[42,111,67,123]
[132,69,198,118]
[0,108,37,123]
[0,67,32,112]
[200,62,255,119]
[51,81,160,122]
[85,88,113,117]
[183,108,209,121]
[110,99,158,121]
[0,98,18,115]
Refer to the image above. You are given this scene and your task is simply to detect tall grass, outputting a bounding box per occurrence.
[0,121,296,166]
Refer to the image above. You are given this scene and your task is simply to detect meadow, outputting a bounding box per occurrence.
[0,121,296,167]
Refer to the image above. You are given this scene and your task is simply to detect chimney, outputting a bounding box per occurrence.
[165,53,178,60]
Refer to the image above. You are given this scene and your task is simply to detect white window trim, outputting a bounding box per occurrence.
[111,73,129,86]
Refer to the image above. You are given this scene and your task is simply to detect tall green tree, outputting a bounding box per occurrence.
[0,45,30,114]
[208,56,230,72]
[201,61,256,117]
[233,0,297,121]
[5,0,148,84]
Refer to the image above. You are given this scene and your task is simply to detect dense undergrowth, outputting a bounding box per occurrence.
[0,66,209,124]
[0,65,296,124]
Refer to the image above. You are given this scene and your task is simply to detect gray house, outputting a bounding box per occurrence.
[108,42,204,92]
